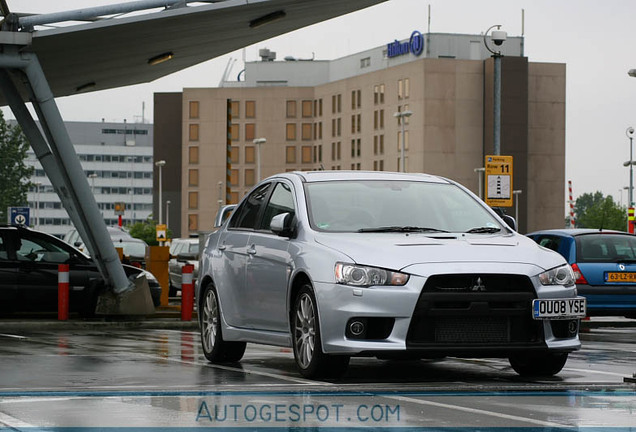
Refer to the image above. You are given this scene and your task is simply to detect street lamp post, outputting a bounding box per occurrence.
[474,167,485,199]
[34,182,41,229]
[393,110,413,172]
[253,138,267,182]
[513,189,523,226]
[626,127,635,207]
[484,25,507,156]
[166,200,171,232]
[155,160,166,225]
[88,173,97,195]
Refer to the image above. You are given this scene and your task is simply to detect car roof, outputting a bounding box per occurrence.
[268,170,452,184]
[527,228,630,237]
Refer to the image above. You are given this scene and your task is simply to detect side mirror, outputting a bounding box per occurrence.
[502,215,517,231]
[270,212,296,238]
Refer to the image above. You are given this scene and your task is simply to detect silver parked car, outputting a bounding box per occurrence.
[196,171,585,379]
[168,238,200,296]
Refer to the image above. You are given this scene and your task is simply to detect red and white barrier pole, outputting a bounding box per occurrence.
[181,264,195,321]
[58,264,69,321]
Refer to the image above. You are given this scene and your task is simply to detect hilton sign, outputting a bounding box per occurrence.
[387,30,424,58]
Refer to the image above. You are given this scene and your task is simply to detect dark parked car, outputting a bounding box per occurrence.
[527,228,636,318]
[0,225,161,317]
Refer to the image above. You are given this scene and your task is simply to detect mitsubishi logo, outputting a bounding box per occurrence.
[471,277,486,292]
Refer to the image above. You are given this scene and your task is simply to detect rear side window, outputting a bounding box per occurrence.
[576,234,636,263]
[536,235,562,252]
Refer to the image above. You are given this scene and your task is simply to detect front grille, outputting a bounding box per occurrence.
[407,274,542,347]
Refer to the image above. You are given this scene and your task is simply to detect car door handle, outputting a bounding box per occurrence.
[218,244,227,251]
[247,245,256,255]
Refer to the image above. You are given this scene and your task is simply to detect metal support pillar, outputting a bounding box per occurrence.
[0,50,132,295]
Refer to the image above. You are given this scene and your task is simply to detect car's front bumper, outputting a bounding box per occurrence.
[314,272,581,357]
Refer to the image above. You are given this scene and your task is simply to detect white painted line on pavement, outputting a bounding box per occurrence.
[0,333,28,340]
[0,410,36,428]
[385,394,567,428]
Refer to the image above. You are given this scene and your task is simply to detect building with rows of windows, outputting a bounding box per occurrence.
[24,121,154,238]
[154,32,566,237]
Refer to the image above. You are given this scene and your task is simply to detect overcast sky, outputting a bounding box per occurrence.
[6,0,636,209]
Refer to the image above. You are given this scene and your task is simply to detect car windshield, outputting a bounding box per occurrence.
[576,234,636,263]
[115,241,147,257]
[305,180,503,233]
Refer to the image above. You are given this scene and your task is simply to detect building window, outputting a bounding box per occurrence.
[188,214,198,231]
[374,111,378,130]
[245,100,256,118]
[188,169,199,186]
[360,57,370,68]
[286,123,297,141]
[230,169,239,186]
[245,146,255,164]
[374,136,378,155]
[331,119,336,138]
[351,115,356,134]
[286,100,297,118]
[337,118,341,136]
[380,109,384,129]
[230,146,239,164]
[357,114,361,133]
[302,100,313,117]
[231,101,240,118]
[351,90,356,110]
[337,141,341,160]
[245,123,255,141]
[189,146,199,164]
[189,101,199,119]
[301,146,312,164]
[357,139,361,157]
[302,123,312,140]
[380,134,384,154]
[351,139,356,158]
[404,78,410,99]
[231,124,239,141]
[286,146,296,163]
[189,191,198,209]
[398,79,403,100]
[189,124,199,141]
[229,192,239,205]
[245,169,255,186]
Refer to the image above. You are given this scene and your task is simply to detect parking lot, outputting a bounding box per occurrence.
[0,320,634,429]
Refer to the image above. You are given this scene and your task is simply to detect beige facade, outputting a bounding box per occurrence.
[169,56,565,236]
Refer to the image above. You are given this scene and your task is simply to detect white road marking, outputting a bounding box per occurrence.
[0,410,36,428]
[0,334,28,340]
[385,394,568,428]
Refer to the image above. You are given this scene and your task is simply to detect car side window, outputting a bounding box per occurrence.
[228,183,272,229]
[17,235,70,263]
[537,235,561,252]
[259,182,295,231]
[0,234,7,260]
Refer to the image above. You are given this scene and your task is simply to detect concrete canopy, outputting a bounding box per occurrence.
[15,0,386,101]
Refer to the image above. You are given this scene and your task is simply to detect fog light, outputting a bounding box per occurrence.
[568,320,579,336]
[349,320,365,336]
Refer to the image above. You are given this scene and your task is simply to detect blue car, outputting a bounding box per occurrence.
[527,229,636,318]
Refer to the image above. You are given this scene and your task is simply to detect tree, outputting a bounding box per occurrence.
[127,217,172,246]
[0,111,34,223]
[574,192,626,231]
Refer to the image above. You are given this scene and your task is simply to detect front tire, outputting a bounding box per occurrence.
[200,282,246,363]
[509,352,569,377]
[292,285,349,379]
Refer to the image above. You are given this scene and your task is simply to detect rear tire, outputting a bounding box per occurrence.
[200,282,246,363]
[509,352,569,377]
[292,285,349,379]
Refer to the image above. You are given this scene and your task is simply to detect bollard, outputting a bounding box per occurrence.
[181,264,195,321]
[58,264,70,321]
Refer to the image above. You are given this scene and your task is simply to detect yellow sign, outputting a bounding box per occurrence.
[156,224,167,242]
[485,155,513,207]
[114,202,126,215]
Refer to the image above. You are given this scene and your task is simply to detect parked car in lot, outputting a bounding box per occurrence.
[0,225,161,317]
[197,171,585,379]
[64,226,148,268]
[527,228,636,319]
[168,238,200,296]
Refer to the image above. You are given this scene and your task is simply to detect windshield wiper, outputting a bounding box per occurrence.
[465,226,502,234]
[358,226,449,233]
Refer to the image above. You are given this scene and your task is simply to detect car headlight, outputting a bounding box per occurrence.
[335,262,409,287]
[538,264,575,287]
